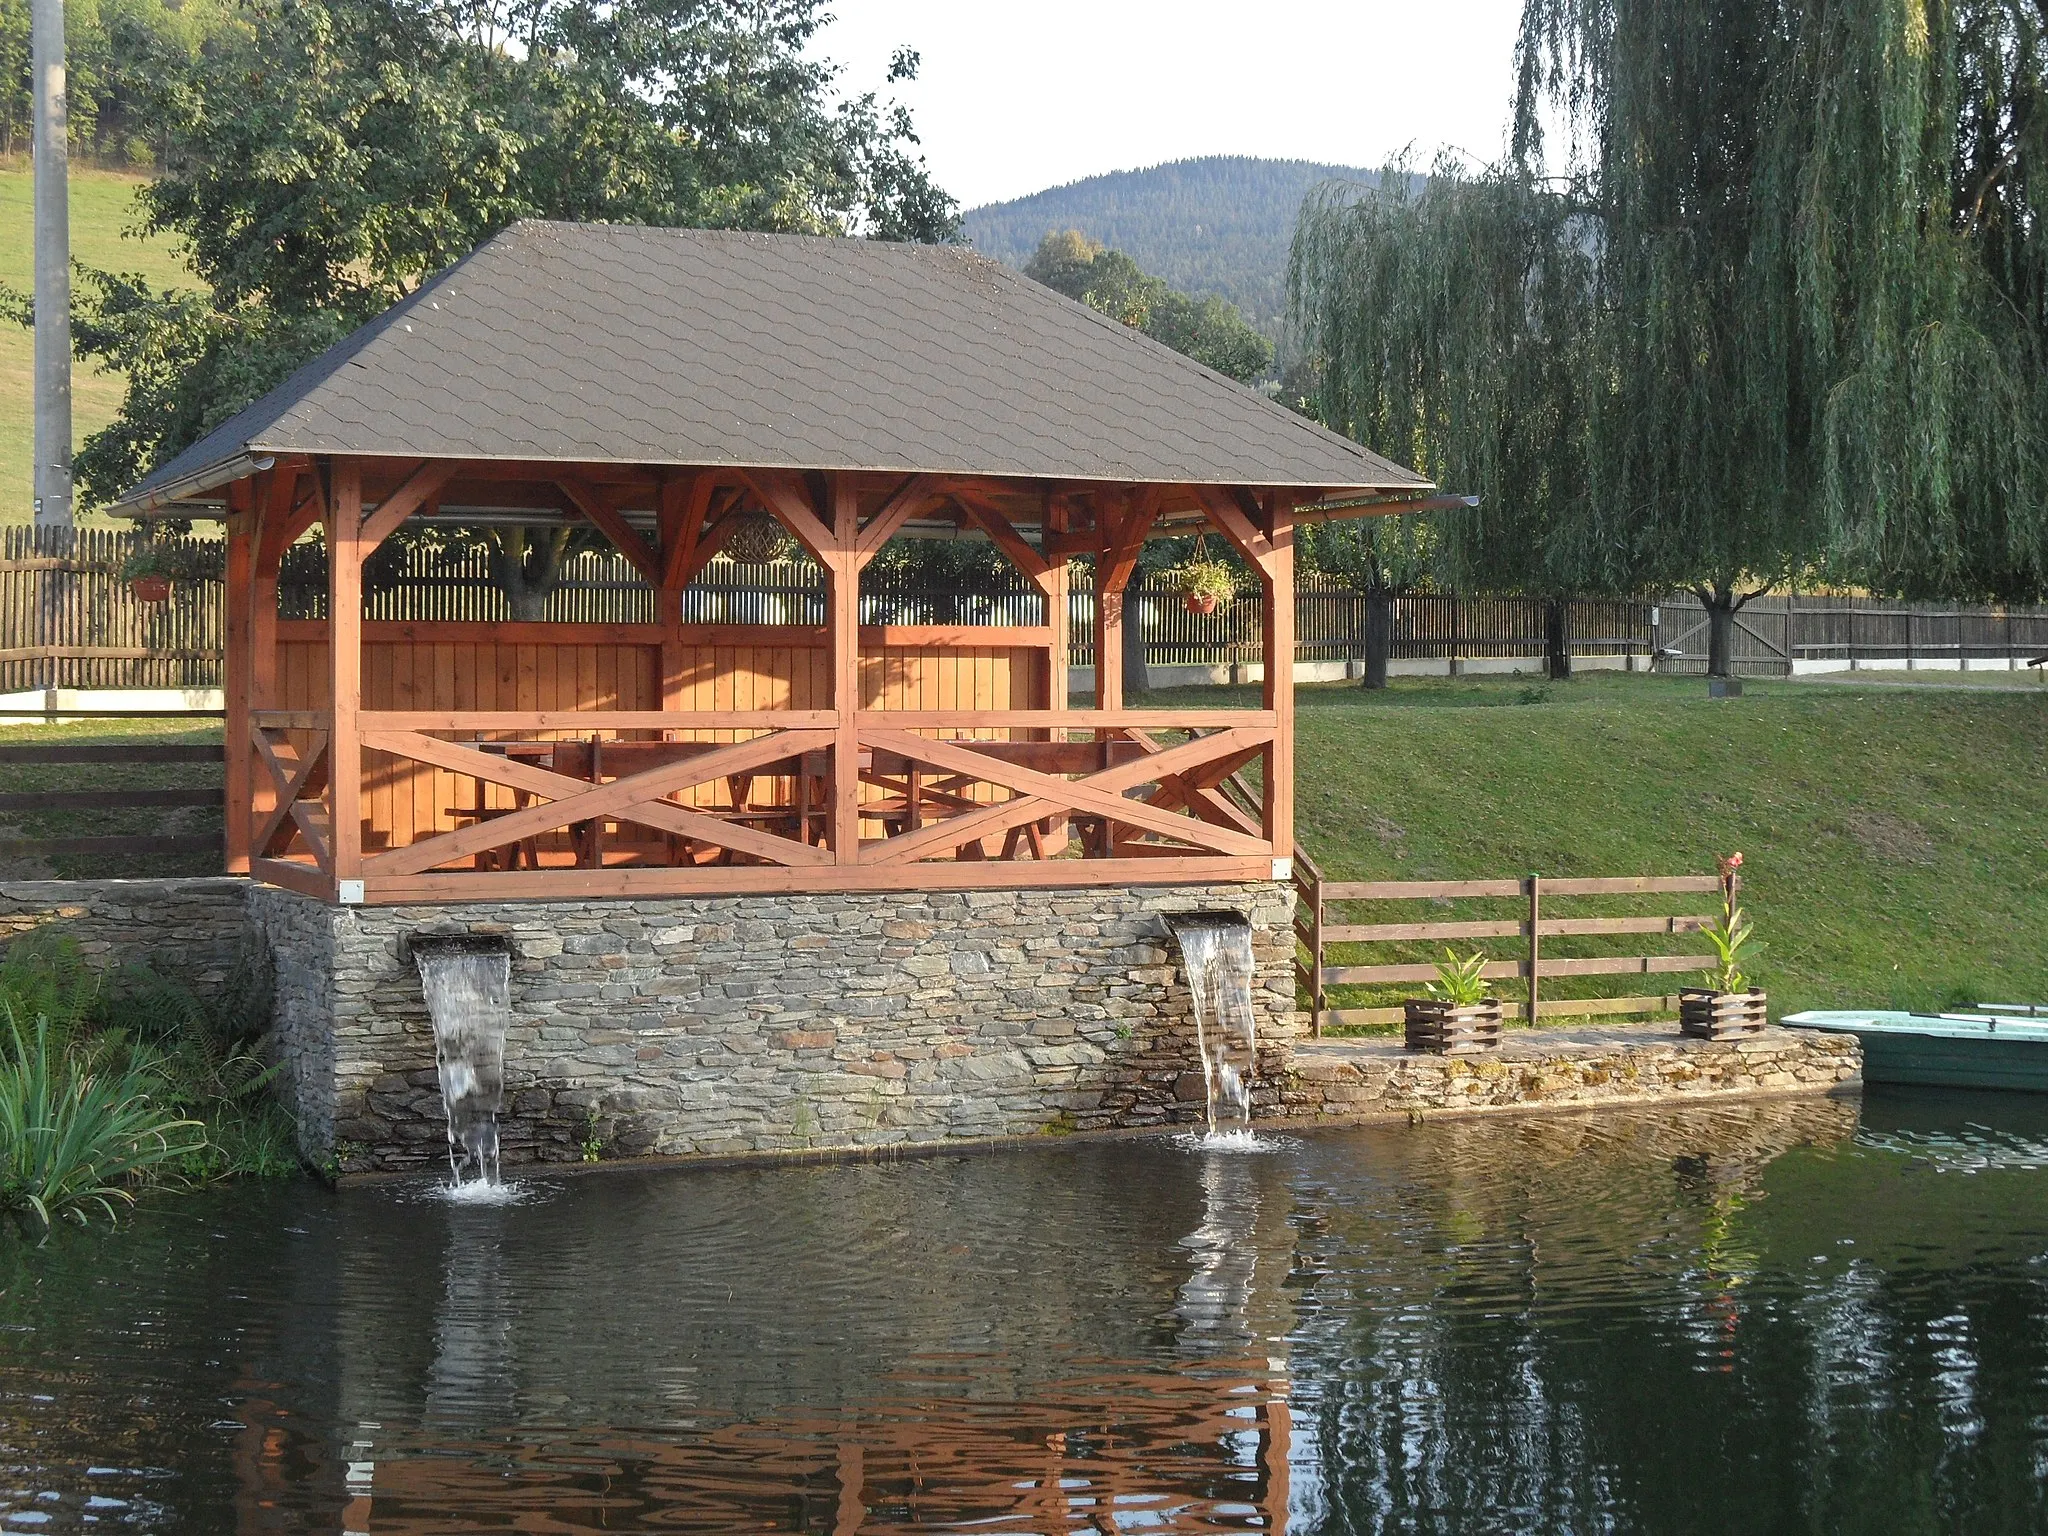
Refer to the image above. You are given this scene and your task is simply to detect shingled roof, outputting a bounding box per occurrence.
[115,221,1430,513]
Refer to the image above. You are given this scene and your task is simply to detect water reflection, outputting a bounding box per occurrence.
[4,1092,2048,1532]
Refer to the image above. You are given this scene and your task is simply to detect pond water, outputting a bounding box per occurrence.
[5,1089,2048,1533]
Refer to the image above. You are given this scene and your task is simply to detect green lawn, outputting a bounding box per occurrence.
[0,166,195,525]
[0,717,220,879]
[1149,672,2048,1021]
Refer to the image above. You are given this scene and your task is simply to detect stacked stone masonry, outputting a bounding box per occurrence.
[245,882,1301,1172]
[0,878,249,987]
[0,879,1866,1175]
[1281,1025,1860,1123]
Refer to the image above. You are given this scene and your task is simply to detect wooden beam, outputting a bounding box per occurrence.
[659,472,715,590]
[558,475,662,585]
[1093,488,1162,715]
[252,728,328,858]
[356,855,1274,902]
[360,459,458,552]
[1193,486,1279,575]
[1261,492,1295,866]
[251,466,297,713]
[852,709,1275,728]
[859,727,1274,856]
[828,473,862,861]
[253,856,334,900]
[740,470,836,564]
[854,475,938,564]
[327,459,365,890]
[953,493,1053,585]
[357,709,834,732]
[359,727,835,875]
[222,482,253,875]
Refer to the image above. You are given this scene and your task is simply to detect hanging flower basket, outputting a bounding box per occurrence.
[120,543,181,603]
[1169,535,1236,616]
[724,510,792,565]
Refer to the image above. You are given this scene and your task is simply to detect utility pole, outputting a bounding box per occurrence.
[32,0,73,527]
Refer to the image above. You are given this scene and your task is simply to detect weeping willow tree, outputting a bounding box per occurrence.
[1292,0,2048,674]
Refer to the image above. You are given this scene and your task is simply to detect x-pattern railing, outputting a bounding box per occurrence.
[254,705,1279,884]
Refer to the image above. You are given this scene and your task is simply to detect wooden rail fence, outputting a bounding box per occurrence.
[0,740,224,860]
[1293,859,1723,1035]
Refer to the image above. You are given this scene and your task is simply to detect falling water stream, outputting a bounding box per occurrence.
[412,935,512,1187]
[1167,913,1259,1137]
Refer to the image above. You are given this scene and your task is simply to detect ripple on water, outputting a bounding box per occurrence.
[1172,1128,1298,1153]
[3,1093,2047,1534]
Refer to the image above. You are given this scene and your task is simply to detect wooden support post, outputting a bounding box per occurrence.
[222,479,253,875]
[1526,872,1542,1022]
[829,473,861,860]
[1045,495,1071,715]
[1260,494,1295,867]
[327,458,364,895]
[1307,863,1324,1037]
[1095,563,1124,714]
[252,467,295,712]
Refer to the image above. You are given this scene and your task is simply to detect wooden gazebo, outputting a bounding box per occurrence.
[117,222,1437,906]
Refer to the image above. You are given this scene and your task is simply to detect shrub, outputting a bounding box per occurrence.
[0,935,299,1240]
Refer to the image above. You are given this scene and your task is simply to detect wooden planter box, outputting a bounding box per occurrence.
[1678,986,1768,1040]
[1404,998,1504,1055]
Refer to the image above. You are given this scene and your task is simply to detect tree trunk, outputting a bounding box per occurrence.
[1361,589,1392,689]
[1705,595,1738,678]
[488,527,571,622]
[1122,587,1150,697]
[1545,598,1571,680]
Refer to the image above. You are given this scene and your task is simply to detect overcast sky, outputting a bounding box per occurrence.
[814,1,1528,211]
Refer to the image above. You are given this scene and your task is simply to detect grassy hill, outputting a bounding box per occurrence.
[961,155,1379,339]
[1146,673,2048,1021]
[0,167,194,525]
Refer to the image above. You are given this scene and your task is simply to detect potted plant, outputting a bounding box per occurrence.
[1679,852,1767,1039]
[1169,535,1236,616]
[1404,947,1504,1054]
[121,543,178,603]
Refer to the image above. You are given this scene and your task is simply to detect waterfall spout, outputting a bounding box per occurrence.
[1167,912,1259,1135]
[411,935,512,1187]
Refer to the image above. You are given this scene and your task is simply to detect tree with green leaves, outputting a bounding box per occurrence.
[14,0,955,513]
[1024,230,1272,384]
[1292,0,2048,676]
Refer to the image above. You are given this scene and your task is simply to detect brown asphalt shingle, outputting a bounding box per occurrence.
[119,221,1430,508]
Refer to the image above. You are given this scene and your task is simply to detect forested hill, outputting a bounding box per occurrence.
[961,156,1378,336]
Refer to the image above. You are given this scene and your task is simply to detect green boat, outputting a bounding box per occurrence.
[1784,1005,2048,1092]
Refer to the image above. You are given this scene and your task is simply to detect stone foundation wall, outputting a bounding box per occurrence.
[245,882,1299,1172]
[0,877,249,987]
[1281,1025,1860,1123]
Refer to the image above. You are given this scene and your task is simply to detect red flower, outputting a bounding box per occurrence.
[1717,851,1744,877]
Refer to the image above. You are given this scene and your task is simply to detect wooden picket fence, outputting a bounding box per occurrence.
[1293,854,1724,1035]
[0,526,224,692]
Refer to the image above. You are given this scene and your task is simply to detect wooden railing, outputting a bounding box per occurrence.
[1294,871,1723,1034]
[249,706,1284,902]
[0,738,223,862]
